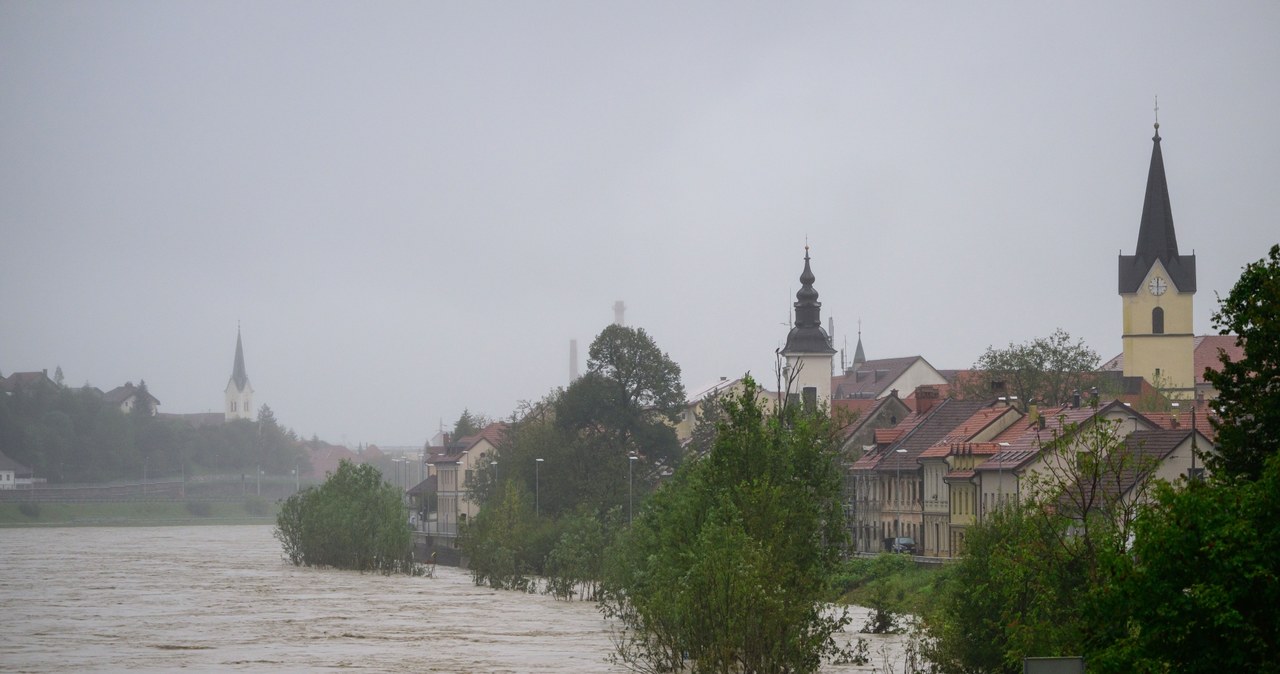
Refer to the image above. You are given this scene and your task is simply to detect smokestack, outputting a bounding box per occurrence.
[613,300,626,326]
[569,339,579,382]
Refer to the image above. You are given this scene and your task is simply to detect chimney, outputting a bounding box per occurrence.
[1072,390,1082,409]
[916,385,940,414]
[569,340,579,382]
[889,388,899,399]
[1028,403,1039,425]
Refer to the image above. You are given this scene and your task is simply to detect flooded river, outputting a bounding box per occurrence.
[1,526,908,672]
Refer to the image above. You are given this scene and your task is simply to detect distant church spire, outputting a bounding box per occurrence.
[231,327,249,390]
[225,326,254,421]
[1118,121,1196,293]
[853,321,866,366]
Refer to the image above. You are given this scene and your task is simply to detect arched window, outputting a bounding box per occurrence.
[1152,307,1165,334]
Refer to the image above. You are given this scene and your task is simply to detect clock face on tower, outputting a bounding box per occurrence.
[1148,276,1168,296]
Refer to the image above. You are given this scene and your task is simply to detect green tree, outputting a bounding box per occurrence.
[587,324,686,424]
[1204,243,1280,482]
[600,376,850,673]
[959,329,1101,409]
[274,460,414,574]
[1091,453,1280,672]
[451,408,489,442]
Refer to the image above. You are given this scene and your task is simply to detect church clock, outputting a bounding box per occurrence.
[1148,276,1167,296]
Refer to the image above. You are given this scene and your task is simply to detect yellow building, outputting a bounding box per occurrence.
[1118,122,1196,397]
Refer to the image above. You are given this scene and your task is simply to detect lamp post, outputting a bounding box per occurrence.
[997,442,1011,512]
[628,454,638,525]
[535,458,544,517]
[894,448,907,537]
[256,466,262,496]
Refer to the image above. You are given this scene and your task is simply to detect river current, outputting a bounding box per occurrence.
[1,525,908,672]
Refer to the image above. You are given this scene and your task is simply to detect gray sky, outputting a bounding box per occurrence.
[3,2,1277,447]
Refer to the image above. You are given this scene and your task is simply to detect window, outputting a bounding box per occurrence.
[1152,307,1164,334]
[464,469,473,487]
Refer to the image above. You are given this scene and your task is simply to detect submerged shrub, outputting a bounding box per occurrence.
[274,460,414,574]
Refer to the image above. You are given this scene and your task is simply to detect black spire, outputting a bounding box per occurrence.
[1119,122,1196,293]
[853,326,866,366]
[783,247,836,355]
[230,328,249,390]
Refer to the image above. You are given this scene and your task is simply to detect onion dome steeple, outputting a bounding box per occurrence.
[783,247,836,355]
[1119,121,1196,293]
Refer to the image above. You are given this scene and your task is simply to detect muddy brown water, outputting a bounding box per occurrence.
[1,525,907,672]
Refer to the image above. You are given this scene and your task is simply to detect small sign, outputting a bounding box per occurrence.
[1024,656,1084,674]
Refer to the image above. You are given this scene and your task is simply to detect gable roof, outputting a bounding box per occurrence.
[1061,428,1206,506]
[1194,335,1244,384]
[832,356,929,399]
[102,383,161,406]
[0,450,33,476]
[979,400,1147,472]
[853,398,992,473]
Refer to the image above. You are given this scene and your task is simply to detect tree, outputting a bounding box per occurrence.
[1091,453,1280,672]
[451,408,489,442]
[587,324,686,424]
[960,329,1101,409]
[53,366,64,387]
[274,460,415,574]
[1204,243,1280,482]
[600,376,850,673]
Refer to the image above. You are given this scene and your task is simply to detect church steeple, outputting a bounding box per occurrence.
[1118,122,1196,293]
[231,328,249,390]
[1117,118,1197,396]
[781,247,836,408]
[853,324,866,366]
[783,247,836,355]
[224,326,254,421]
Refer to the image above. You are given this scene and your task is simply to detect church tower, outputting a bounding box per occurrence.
[782,247,836,408]
[224,328,255,421]
[1118,121,1196,395]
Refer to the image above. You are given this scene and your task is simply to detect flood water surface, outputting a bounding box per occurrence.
[1,526,907,672]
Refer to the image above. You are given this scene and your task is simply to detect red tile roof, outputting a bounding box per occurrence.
[1194,335,1244,384]
[979,401,1147,472]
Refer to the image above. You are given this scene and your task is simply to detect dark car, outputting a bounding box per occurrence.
[889,537,916,554]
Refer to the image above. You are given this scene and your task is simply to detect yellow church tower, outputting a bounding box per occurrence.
[1118,120,1196,396]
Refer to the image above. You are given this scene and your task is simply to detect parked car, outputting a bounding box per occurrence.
[889,537,916,554]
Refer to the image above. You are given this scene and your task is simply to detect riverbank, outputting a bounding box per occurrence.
[834,554,948,620]
[0,500,280,527]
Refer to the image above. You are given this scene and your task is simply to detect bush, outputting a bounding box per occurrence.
[18,502,40,519]
[274,460,414,574]
[186,501,213,517]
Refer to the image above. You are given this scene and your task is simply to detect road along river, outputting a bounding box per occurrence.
[1,525,909,672]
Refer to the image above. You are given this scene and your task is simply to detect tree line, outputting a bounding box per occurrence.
[0,382,309,483]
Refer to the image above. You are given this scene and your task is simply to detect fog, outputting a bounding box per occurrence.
[3,2,1277,446]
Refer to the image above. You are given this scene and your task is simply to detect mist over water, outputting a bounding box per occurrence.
[1,526,905,672]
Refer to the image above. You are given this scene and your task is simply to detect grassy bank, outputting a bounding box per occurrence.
[0,498,280,527]
[833,553,949,620]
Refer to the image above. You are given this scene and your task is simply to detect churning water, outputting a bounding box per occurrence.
[1,526,907,672]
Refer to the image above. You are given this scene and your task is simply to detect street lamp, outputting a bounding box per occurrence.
[628,454,638,525]
[535,458,544,517]
[256,466,262,496]
[894,448,907,537]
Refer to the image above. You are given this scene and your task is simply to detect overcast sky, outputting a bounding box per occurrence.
[3,2,1277,447]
